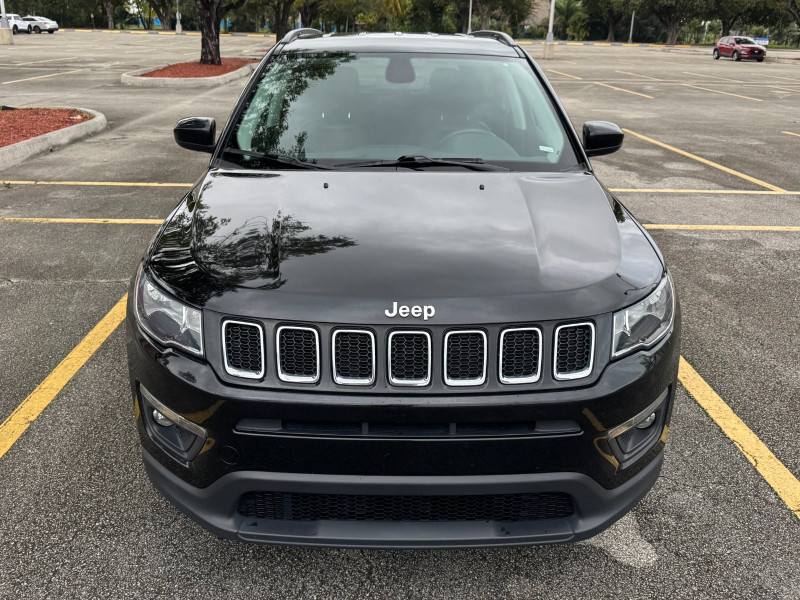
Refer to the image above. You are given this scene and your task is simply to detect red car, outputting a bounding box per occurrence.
[713,36,766,62]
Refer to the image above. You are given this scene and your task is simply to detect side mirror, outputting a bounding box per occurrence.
[582,121,624,157]
[174,117,216,153]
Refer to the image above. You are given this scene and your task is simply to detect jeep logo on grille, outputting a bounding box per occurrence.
[385,302,435,320]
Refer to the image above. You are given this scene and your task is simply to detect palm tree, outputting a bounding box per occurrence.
[554,0,587,40]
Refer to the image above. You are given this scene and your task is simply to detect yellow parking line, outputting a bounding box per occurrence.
[622,129,787,193]
[0,217,163,224]
[2,180,192,187]
[622,43,639,47]
[15,57,74,66]
[103,30,121,33]
[567,42,583,46]
[679,358,800,520]
[2,69,85,85]
[644,224,800,232]
[609,188,796,195]
[0,296,128,461]
[158,31,176,35]
[129,30,149,34]
[593,43,611,46]
[547,69,583,80]
[682,83,761,102]
[185,32,201,36]
[615,70,662,81]
[247,34,265,37]
[783,131,800,139]
[593,81,653,99]
[75,29,92,32]
[683,71,740,82]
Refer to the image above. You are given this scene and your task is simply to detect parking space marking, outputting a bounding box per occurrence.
[610,188,796,195]
[644,224,800,232]
[679,358,800,520]
[0,296,127,461]
[0,217,163,224]
[593,82,653,99]
[682,71,741,83]
[622,129,787,193]
[1,180,192,187]
[757,73,800,83]
[1,69,86,85]
[615,70,662,81]
[783,131,800,139]
[13,57,75,66]
[681,83,762,102]
[547,69,583,80]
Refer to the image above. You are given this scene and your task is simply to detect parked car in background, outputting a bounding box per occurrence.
[713,37,766,62]
[21,16,49,34]
[6,14,31,33]
[26,15,59,33]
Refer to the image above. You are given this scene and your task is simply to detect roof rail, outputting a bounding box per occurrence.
[279,28,323,45]
[471,30,516,46]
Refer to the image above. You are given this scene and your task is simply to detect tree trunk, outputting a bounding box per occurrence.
[665,22,680,45]
[721,18,731,37]
[104,1,115,29]
[199,1,222,65]
[271,0,293,41]
[606,20,615,43]
[299,1,319,27]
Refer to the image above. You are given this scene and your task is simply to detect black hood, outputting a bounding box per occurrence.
[149,169,663,324]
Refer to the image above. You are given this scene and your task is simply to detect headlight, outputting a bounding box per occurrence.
[135,269,203,356]
[612,274,674,359]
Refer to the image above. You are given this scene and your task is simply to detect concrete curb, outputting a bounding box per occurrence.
[0,108,107,173]
[121,62,257,87]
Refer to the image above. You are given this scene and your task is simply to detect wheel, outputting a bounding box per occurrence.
[713,48,720,60]
[26,25,31,33]
[733,50,741,61]
[12,25,18,33]
[33,26,41,33]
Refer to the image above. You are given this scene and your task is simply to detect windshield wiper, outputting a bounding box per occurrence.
[223,148,334,170]
[334,155,509,172]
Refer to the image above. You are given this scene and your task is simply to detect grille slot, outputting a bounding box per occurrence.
[444,330,487,386]
[499,328,541,384]
[277,326,320,383]
[237,491,574,522]
[554,322,594,380]
[388,331,431,386]
[332,330,375,385]
[222,321,264,379]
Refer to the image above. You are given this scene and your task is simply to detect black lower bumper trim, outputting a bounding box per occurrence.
[142,450,664,548]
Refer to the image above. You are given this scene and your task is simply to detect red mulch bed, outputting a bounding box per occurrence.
[142,58,256,78]
[0,107,92,148]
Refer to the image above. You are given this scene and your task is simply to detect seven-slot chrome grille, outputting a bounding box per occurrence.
[220,321,597,387]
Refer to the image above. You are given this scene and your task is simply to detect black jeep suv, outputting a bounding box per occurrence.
[126,30,680,548]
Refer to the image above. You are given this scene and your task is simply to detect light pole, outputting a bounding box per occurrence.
[628,11,635,44]
[0,0,10,45]
[544,0,556,58]
[175,0,182,33]
[467,0,472,34]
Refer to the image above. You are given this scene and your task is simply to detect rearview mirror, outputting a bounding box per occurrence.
[174,117,216,153]
[582,121,624,157]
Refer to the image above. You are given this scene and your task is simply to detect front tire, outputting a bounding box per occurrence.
[713,48,720,60]
[733,51,741,61]
[34,26,41,33]
[12,25,18,33]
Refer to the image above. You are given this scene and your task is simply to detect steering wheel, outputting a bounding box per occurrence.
[435,128,500,149]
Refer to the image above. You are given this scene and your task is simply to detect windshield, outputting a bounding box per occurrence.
[226,52,581,171]
[735,38,756,45]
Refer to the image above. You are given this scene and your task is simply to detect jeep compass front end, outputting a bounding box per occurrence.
[126,30,680,548]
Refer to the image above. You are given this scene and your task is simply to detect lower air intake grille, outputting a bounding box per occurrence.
[445,331,486,385]
[554,323,594,380]
[333,330,375,385]
[389,332,430,385]
[277,326,319,383]
[237,491,574,522]
[223,321,264,378]
[500,328,541,383]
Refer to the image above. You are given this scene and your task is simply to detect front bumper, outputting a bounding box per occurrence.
[127,299,680,548]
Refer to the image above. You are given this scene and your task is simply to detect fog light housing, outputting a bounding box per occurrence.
[607,387,670,468]
[139,384,207,463]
